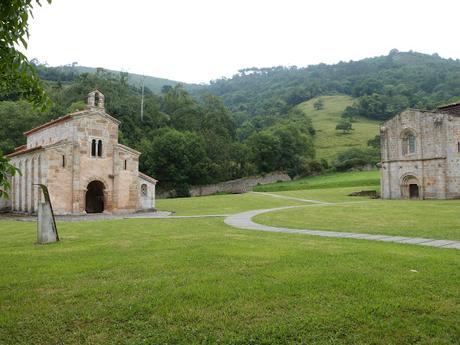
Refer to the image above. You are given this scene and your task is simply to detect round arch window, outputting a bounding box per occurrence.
[141,184,148,197]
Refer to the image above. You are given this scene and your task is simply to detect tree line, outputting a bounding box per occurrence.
[0,70,319,194]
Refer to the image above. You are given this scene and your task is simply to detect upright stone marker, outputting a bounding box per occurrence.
[36,184,59,244]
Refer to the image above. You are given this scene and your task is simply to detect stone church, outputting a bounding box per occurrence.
[380,102,460,199]
[1,90,157,215]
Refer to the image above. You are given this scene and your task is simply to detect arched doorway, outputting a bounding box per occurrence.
[401,175,420,199]
[85,181,105,213]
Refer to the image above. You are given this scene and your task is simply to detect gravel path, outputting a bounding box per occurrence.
[224,206,460,250]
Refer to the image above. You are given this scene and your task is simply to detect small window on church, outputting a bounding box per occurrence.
[458,142,460,153]
[94,92,99,107]
[124,159,127,170]
[62,155,65,167]
[97,140,102,157]
[91,139,96,156]
[141,184,148,196]
[402,131,416,155]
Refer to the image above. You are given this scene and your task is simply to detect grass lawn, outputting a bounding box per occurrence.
[0,218,459,344]
[253,170,380,193]
[255,199,460,241]
[270,186,380,203]
[156,192,305,215]
[296,95,380,161]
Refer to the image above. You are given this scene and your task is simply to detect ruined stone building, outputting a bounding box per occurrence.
[1,90,157,215]
[380,102,460,199]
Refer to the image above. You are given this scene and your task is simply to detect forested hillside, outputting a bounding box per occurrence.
[1,50,459,192]
[32,61,184,93]
[0,70,317,193]
[195,50,460,126]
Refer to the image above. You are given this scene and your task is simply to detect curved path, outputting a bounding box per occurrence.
[224,206,460,250]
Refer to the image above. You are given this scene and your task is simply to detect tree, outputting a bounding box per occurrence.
[0,0,52,199]
[313,98,324,110]
[141,129,208,194]
[335,119,353,134]
[0,0,51,106]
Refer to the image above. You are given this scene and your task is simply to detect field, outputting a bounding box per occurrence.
[1,172,459,344]
[253,170,380,192]
[297,95,380,161]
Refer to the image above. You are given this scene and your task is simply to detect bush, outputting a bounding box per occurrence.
[332,148,379,171]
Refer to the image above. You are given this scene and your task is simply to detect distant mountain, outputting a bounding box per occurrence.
[33,62,189,93]
[193,50,460,123]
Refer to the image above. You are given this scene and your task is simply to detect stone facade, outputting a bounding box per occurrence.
[380,102,460,199]
[3,90,157,214]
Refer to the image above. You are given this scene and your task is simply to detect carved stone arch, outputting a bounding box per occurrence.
[400,173,421,199]
[83,176,109,191]
[399,127,417,139]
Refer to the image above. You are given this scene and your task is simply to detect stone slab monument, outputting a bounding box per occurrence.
[36,184,59,244]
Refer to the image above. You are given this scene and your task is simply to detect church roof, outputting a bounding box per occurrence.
[139,172,158,184]
[438,101,460,116]
[23,113,76,136]
[5,145,43,158]
[24,108,121,136]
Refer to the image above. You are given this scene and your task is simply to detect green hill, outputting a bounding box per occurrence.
[75,66,187,93]
[296,95,380,161]
[35,64,188,93]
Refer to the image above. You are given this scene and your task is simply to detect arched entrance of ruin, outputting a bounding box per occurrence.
[85,180,105,213]
[401,175,420,199]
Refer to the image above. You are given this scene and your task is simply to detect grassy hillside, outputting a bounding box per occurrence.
[296,95,380,161]
[253,170,380,192]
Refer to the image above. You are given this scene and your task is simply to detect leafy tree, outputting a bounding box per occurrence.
[332,148,379,171]
[367,135,381,149]
[247,131,282,173]
[335,119,353,134]
[0,152,19,199]
[141,129,208,194]
[313,98,324,110]
[247,124,315,177]
[342,105,358,122]
[0,0,52,199]
[0,0,51,106]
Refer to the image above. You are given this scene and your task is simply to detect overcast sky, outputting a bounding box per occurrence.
[27,0,460,84]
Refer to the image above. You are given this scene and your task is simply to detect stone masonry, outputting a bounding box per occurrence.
[380,102,460,199]
[3,90,157,215]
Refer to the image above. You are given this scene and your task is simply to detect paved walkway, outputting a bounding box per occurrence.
[250,191,331,204]
[2,211,229,222]
[224,206,460,250]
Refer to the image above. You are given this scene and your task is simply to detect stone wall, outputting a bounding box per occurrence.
[158,172,291,198]
[380,109,460,199]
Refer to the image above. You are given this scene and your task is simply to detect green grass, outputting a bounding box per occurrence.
[297,95,380,161]
[253,170,380,193]
[271,185,380,203]
[0,218,459,344]
[255,199,460,241]
[156,192,305,215]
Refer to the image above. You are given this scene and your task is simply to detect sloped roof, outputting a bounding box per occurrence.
[139,172,158,184]
[438,102,460,116]
[23,108,121,136]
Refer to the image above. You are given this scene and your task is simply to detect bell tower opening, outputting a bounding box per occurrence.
[87,90,105,109]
